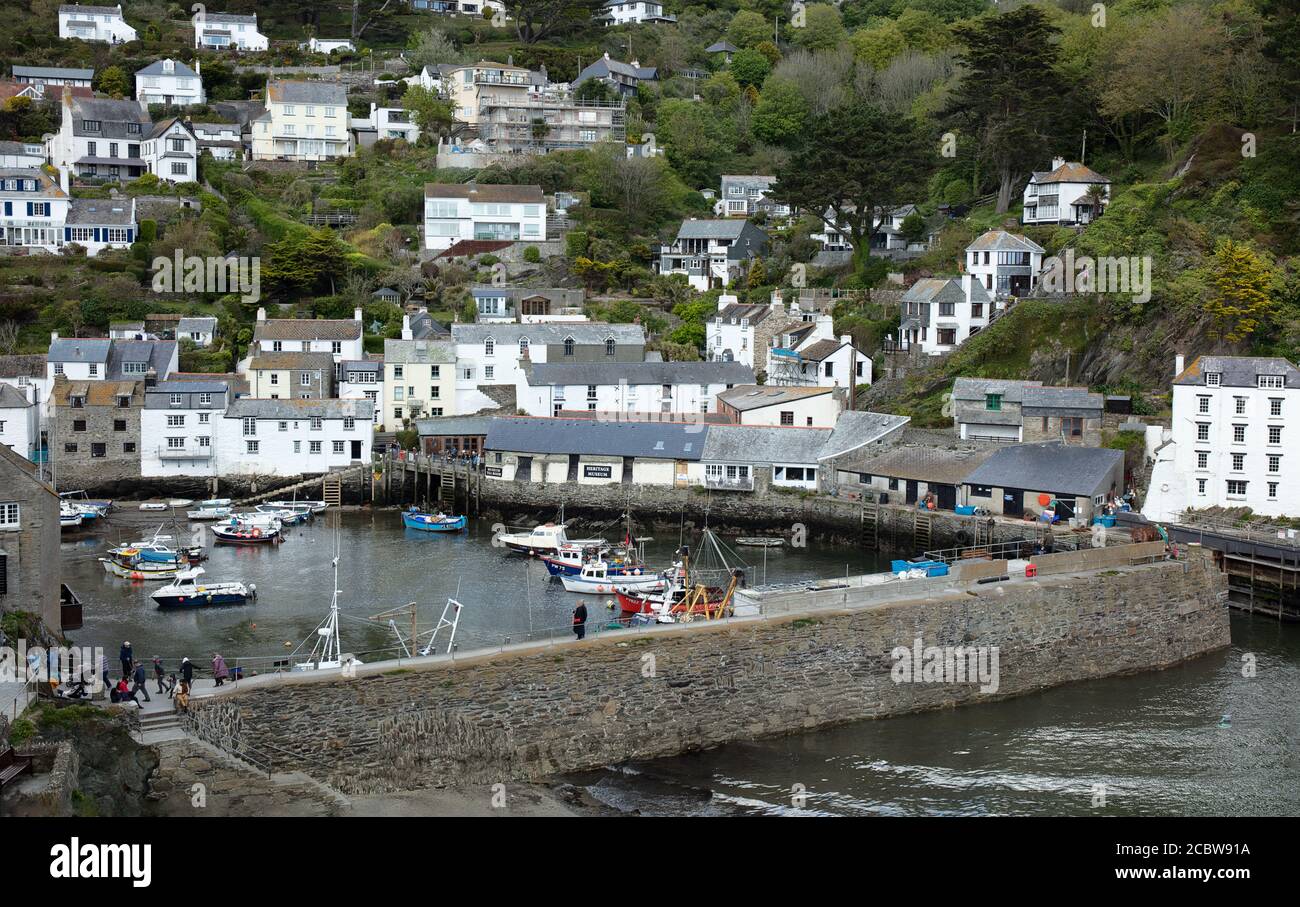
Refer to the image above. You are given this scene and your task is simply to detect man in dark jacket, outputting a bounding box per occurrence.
[152,656,166,694]
[180,657,194,689]
[119,641,133,678]
[131,661,151,702]
[572,601,588,641]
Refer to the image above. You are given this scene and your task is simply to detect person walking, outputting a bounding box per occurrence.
[119,640,133,678]
[131,660,151,703]
[572,601,588,641]
[152,656,166,694]
[180,656,194,689]
[211,653,229,687]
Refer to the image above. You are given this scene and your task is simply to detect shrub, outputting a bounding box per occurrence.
[523,246,541,263]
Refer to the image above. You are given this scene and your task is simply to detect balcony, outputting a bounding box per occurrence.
[158,446,212,460]
[703,474,754,491]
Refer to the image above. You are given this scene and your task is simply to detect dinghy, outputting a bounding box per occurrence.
[401,507,467,532]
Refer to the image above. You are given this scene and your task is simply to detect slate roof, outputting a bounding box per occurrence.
[952,377,1041,403]
[106,340,175,379]
[266,80,347,106]
[574,57,657,84]
[59,4,124,14]
[718,385,833,411]
[148,380,229,394]
[136,59,199,79]
[795,339,846,362]
[901,277,990,305]
[713,302,771,325]
[1022,385,1103,416]
[69,97,151,139]
[415,415,495,437]
[253,319,362,342]
[452,323,645,344]
[66,198,135,225]
[818,411,910,460]
[966,230,1045,254]
[0,384,33,408]
[0,168,65,198]
[706,41,738,53]
[383,339,455,365]
[485,417,706,460]
[198,12,258,24]
[527,361,754,387]
[177,316,217,334]
[962,442,1123,497]
[12,66,94,81]
[1031,161,1110,185]
[342,359,381,374]
[0,354,46,378]
[423,182,544,204]
[1173,355,1300,388]
[224,398,371,420]
[675,219,751,240]
[48,338,111,363]
[247,351,336,372]
[702,425,831,465]
[843,442,999,486]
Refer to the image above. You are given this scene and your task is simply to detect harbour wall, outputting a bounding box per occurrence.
[184,546,1229,795]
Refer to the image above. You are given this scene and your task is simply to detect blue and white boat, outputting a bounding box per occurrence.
[402,507,467,532]
[151,568,256,609]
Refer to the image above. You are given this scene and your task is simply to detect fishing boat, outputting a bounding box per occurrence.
[59,503,84,531]
[498,522,607,556]
[187,501,233,520]
[615,530,747,622]
[291,535,361,672]
[255,503,313,524]
[109,533,204,565]
[402,507,467,532]
[211,522,282,545]
[100,550,186,580]
[560,561,667,594]
[151,568,256,609]
[736,537,784,548]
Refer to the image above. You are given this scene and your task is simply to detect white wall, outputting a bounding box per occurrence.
[733,393,840,428]
[215,415,371,476]
[424,194,547,251]
[141,406,221,477]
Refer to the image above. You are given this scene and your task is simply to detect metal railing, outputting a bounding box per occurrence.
[704,475,755,491]
[1174,512,1300,549]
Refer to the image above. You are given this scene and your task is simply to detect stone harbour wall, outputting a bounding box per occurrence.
[186,550,1230,795]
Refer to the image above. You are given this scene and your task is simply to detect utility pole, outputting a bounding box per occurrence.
[1081,129,1087,164]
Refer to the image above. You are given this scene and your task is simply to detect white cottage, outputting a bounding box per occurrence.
[218,398,373,476]
[58,4,136,44]
[1022,158,1110,227]
[135,59,205,107]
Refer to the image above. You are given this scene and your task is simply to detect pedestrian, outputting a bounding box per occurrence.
[180,656,194,689]
[119,640,133,678]
[152,656,166,693]
[117,677,140,708]
[131,660,151,703]
[99,653,110,694]
[211,653,229,687]
[572,600,588,641]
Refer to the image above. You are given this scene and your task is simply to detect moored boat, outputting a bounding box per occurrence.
[211,523,282,545]
[736,537,784,548]
[100,551,186,581]
[560,561,666,594]
[187,505,233,521]
[60,504,84,530]
[151,568,256,609]
[402,507,467,532]
[264,499,328,514]
[498,522,604,556]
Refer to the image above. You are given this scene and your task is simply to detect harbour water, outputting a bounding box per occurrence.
[61,509,1298,817]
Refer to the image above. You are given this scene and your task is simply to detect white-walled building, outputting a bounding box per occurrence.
[766,315,872,390]
[471,286,586,323]
[657,219,769,291]
[140,380,231,477]
[306,38,355,54]
[135,59,205,107]
[193,11,268,51]
[717,385,841,428]
[900,276,996,355]
[715,175,787,219]
[0,142,47,169]
[64,197,139,255]
[0,383,41,461]
[218,398,372,476]
[251,80,353,162]
[516,360,754,418]
[11,66,93,96]
[352,104,420,147]
[0,169,70,254]
[339,359,383,424]
[59,4,136,44]
[47,96,197,185]
[1022,157,1110,227]
[965,230,1046,299]
[47,336,177,386]
[384,339,456,428]
[1144,356,1300,522]
[0,355,52,428]
[192,122,242,160]
[423,182,546,251]
[597,1,676,25]
[251,308,365,378]
[142,117,199,183]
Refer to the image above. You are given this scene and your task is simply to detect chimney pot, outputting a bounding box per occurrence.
[1175,354,1185,377]
[256,307,266,321]
[354,307,363,322]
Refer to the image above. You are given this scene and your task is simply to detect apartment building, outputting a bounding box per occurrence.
[515,360,754,418]
[140,380,231,477]
[251,80,353,161]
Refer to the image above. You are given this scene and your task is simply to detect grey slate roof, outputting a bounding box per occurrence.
[106,340,175,379]
[49,338,111,363]
[718,385,832,411]
[342,359,381,374]
[177,316,217,334]
[845,442,998,486]
[415,415,495,437]
[452,323,645,345]
[247,351,336,372]
[903,277,991,305]
[675,219,751,240]
[423,182,544,204]
[962,442,1123,496]
[818,411,911,461]
[149,380,228,394]
[224,398,372,420]
[952,377,1040,403]
[384,339,455,365]
[702,425,831,465]
[0,354,46,378]
[67,199,135,225]
[706,41,738,53]
[0,384,33,408]
[70,97,151,139]
[267,80,347,106]
[12,65,94,80]
[59,4,123,13]
[527,361,754,387]
[199,12,258,24]
[1173,355,1300,388]
[1022,385,1103,415]
[966,230,1045,254]
[136,59,199,79]
[485,417,706,460]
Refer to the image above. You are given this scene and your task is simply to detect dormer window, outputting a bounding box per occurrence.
[605,337,616,356]
[484,337,494,356]
[519,337,529,357]
[1258,375,1284,389]
[1206,372,1222,387]
[82,119,101,131]
[70,395,85,408]
[564,337,575,357]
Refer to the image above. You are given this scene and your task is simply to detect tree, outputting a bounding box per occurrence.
[1206,239,1276,343]
[899,211,927,244]
[352,0,400,41]
[772,103,931,273]
[656,99,735,187]
[401,85,454,144]
[791,3,847,52]
[406,25,465,71]
[752,78,809,145]
[946,5,1072,213]
[850,21,906,71]
[730,48,771,89]
[895,9,950,52]
[728,10,770,49]
[97,66,129,99]
[263,230,349,299]
[0,320,18,355]
[504,0,607,44]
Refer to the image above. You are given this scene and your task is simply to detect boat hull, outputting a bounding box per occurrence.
[153,591,251,608]
[211,528,281,545]
[560,575,665,594]
[100,558,183,581]
[402,512,467,532]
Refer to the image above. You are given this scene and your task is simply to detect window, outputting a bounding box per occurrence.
[1206,372,1221,387]
[309,440,322,454]
[394,408,402,421]
[294,440,302,453]
[1196,451,1208,470]
[91,443,106,459]
[167,437,185,449]
[1258,375,1284,389]
[1269,426,1282,444]
[1268,455,1281,473]
[246,440,259,454]
[278,421,288,432]
[301,373,312,386]
[64,443,77,453]
[1198,396,1210,414]
[1197,423,1210,442]
[392,365,404,380]
[332,341,342,354]
[394,387,404,401]
[587,384,598,400]
[332,440,344,454]
[270,374,280,386]
[170,162,187,177]
[89,364,98,377]
[73,419,86,432]
[1233,425,1246,443]
[1197,478,1207,495]
[0,503,18,529]
[985,394,1002,411]
[970,485,993,499]
[1226,480,1248,497]
[113,419,126,432]
[519,338,529,357]
[430,365,440,379]
[1269,482,1279,499]
[123,442,136,453]
[564,337,575,357]
[167,414,185,427]
[344,417,355,431]
[1062,417,1083,437]
[1270,399,1282,417]
[484,338,495,356]
[82,119,101,131]
[242,417,256,436]
[606,338,616,356]
[485,366,494,381]
[430,387,440,399]
[780,411,794,426]
[1231,453,1245,471]
[310,417,322,431]
[197,437,209,448]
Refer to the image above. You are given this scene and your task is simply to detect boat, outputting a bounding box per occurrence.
[736,537,784,548]
[59,505,84,531]
[151,568,256,609]
[100,551,186,580]
[254,506,311,526]
[211,523,282,545]
[115,526,205,564]
[139,501,169,512]
[402,507,467,532]
[615,530,747,623]
[291,534,361,672]
[225,511,285,530]
[560,561,667,594]
[498,522,606,556]
[60,491,111,519]
[187,504,233,521]
[264,499,328,514]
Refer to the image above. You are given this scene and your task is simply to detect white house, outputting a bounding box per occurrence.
[59,4,136,44]
[899,276,996,355]
[193,11,268,51]
[409,0,505,16]
[0,355,53,428]
[597,1,676,25]
[47,95,150,183]
[715,175,787,219]
[142,117,198,183]
[515,360,755,418]
[657,219,769,291]
[471,286,586,323]
[706,297,786,370]
[177,317,218,347]
[1022,157,1110,227]
[717,385,842,428]
[340,359,383,424]
[218,398,373,476]
[64,197,138,255]
[766,314,872,390]
[251,308,365,378]
[47,336,177,384]
[0,142,48,169]
[11,66,93,96]
[966,230,1046,298]
[251,80,353,162]
[192,122,242,160]
[135,59,205,107]
[140,380,231,477]
[0,383,40,461]
[1144,355,1300,522]
[0,169,70,254]
[423,182,546,251]
[352,104,420,148]
[306,38,355,54]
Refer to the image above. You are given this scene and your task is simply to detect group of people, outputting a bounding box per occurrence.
[107,642,232,710]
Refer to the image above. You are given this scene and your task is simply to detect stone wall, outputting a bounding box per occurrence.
[0,453,61,633]
[186,550,1229,795]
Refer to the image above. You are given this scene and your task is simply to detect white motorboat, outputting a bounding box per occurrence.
[187,506,233,521]
[151,568,256,609]
[264,499,327,514]
[560,561,667,594]
[498,522,605,556]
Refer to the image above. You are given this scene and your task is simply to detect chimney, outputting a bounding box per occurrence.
[771,298,785,317]
[401,314,413,341]
[59,165,69,194]
[354,307,363,322]
[962,273,973,301]
[604,51,611,60]
[195,59,201,75]
[1051,155,1065,169]
[1175,354,1185,377]
[631,59,640,69]
[840,335,852,346]
[256,307,266,321]
[51,331,59,342]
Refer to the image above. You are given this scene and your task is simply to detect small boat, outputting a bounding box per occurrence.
[615,531,746,622]
[498,522,604,556]
[100,551,186,581]
[211,523,282,545]
[255,505,310,526]
[196,497,232,508]
[187,505,232,521]
[151,568,256,609]
[402,507,467,532]
[61,492,111,519]
[60,506,84,530]
[264,499,328,514]
[736,537,785,548]
[226,512,284,529]
[560,561,666,594]
[113,529,204,564]
[139,501,169,512]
